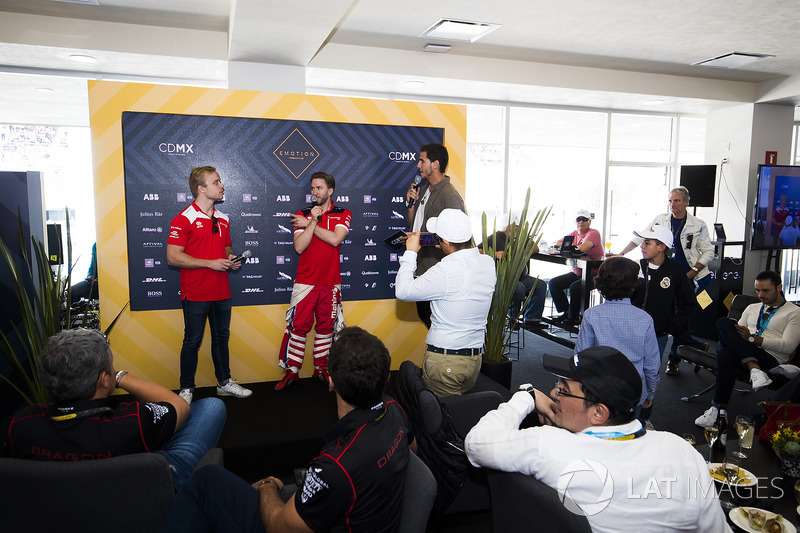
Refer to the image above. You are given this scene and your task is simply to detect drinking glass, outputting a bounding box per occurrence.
[604,241,612,254]
[794,479,800,506]
[704,425,719,463]
[721,456,740,510]
[682,433,696,445]
[733,416,755,459]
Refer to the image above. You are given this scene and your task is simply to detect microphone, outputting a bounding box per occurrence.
[310,195,321,222]
[406,174,422,208]
[231,250,251,264]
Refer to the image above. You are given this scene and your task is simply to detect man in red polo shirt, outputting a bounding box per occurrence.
[275,171,352,391]
[167,165,252,404]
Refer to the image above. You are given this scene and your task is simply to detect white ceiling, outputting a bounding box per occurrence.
[2,0,800,126]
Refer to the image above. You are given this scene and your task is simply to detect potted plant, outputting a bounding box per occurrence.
[480,188,549,388]
[771,426,800,477]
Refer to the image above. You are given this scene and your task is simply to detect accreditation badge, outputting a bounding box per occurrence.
[660,277,671,289]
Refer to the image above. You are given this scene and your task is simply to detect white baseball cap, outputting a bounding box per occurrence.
[427,209,473,243]
[575,209,591,220]
[634,224,673,248]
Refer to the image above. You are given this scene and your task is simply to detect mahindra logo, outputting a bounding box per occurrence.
[158,143,194,154]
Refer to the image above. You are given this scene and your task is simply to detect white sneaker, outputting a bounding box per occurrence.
[179,389,193,405]
[750,368,773,391]
[217,378,253,398]
[694,405,719,427]
[770,364,800,379]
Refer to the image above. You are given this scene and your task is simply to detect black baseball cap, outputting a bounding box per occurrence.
[543,346,642,415]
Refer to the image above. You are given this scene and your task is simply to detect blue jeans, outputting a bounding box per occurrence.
[158,397,227,492]
[163,465,265,532]
[549,272,590,320]
[695,274,712,293]
[180,299,232,390]
[713,317,779,406]
[510,276,547,321]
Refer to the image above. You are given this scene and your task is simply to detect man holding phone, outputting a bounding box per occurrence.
[395,209,496,396]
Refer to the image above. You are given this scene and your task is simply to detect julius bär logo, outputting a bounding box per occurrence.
[274,128,320,179]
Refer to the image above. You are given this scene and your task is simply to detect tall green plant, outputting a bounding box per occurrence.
[482,188,550,363]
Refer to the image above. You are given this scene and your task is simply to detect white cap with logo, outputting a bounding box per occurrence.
[633,224,674,248]
[426,209,473,243]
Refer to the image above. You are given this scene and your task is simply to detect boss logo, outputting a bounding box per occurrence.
[158,143,194,154]
[388,152,416,161]
[244,240,258,246]
[143,194,159,201]
[147,291,163,297]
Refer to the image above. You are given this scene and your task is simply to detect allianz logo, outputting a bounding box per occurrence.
[142,227,163,233]
[158,143,193,154]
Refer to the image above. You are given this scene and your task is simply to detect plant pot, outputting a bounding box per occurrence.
[481,355,512,390]
[777,451,800,478]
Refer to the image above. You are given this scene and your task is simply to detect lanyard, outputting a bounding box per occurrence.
[756,301,785,335]
[584,427,647,441]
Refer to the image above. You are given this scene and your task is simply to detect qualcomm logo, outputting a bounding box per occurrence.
[364,255,377,261]
[241,212,262,217]
[278,272,293,281]
[243,288,264,293]
[361,271,379,276]
[142,277,166,283]
[143,194,159,201]
[245,226,258,234]
[391,196,404,203]
[557,459,614,517]
[388,151,416,161]
[391,211,404,219]
[336,196,350,202]
[277,224,292,234]
[276,195,291,202]
[158,143,193,154]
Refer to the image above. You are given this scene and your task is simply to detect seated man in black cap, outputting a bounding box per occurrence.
[465,346,730,533]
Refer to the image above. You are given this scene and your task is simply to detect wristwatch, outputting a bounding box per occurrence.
[691,266,700,272]
[519,383,533,392]
[748,336,756,343]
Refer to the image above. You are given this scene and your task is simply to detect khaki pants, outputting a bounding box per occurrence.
[422,350,482,397]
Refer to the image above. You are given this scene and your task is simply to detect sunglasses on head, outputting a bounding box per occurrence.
[211,215,219,234]
[576,217,589,222]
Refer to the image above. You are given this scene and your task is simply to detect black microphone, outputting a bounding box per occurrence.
[406,174,422,208]
[231,250,251,264]
[310,195,321,222]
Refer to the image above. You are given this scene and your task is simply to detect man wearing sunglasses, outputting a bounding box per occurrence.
[548,209,603,327]
[465,346,729,532]
[168,165,253,404]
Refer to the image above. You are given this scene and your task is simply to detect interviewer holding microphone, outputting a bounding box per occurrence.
[167,165,252,404]
[274,171,352,391]
[405,143,466,328]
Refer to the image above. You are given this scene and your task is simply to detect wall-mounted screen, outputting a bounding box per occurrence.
[751,164,800,250]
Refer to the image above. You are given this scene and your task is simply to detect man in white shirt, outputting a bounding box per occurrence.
[395,208,496,396]
[695,270,800,426]
[465,346,731,533]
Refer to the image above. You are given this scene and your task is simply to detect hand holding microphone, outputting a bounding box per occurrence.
[310,195,322,222]
[231,250,251,264]
[407,175,422,208]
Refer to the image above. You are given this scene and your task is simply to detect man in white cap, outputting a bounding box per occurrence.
[630,225,697,376]
[395,208,496,396]
[548,208,603,327]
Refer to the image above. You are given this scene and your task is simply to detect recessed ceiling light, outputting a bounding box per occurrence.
[404,80,427,89]
[692,52,774,69]
[423,44,452,53]
[642,98,665,106]
[420,19,500,43]
[36,88,54,94]
[69,54,98,64]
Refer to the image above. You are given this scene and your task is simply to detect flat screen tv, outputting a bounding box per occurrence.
[679,165,717,207]
[751,164,800,250]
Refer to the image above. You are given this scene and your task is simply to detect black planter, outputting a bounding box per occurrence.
[480,355,512,390]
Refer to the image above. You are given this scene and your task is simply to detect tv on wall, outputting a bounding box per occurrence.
[751,164,800,250]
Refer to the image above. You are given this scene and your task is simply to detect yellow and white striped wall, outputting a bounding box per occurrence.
[88,80,466,388]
